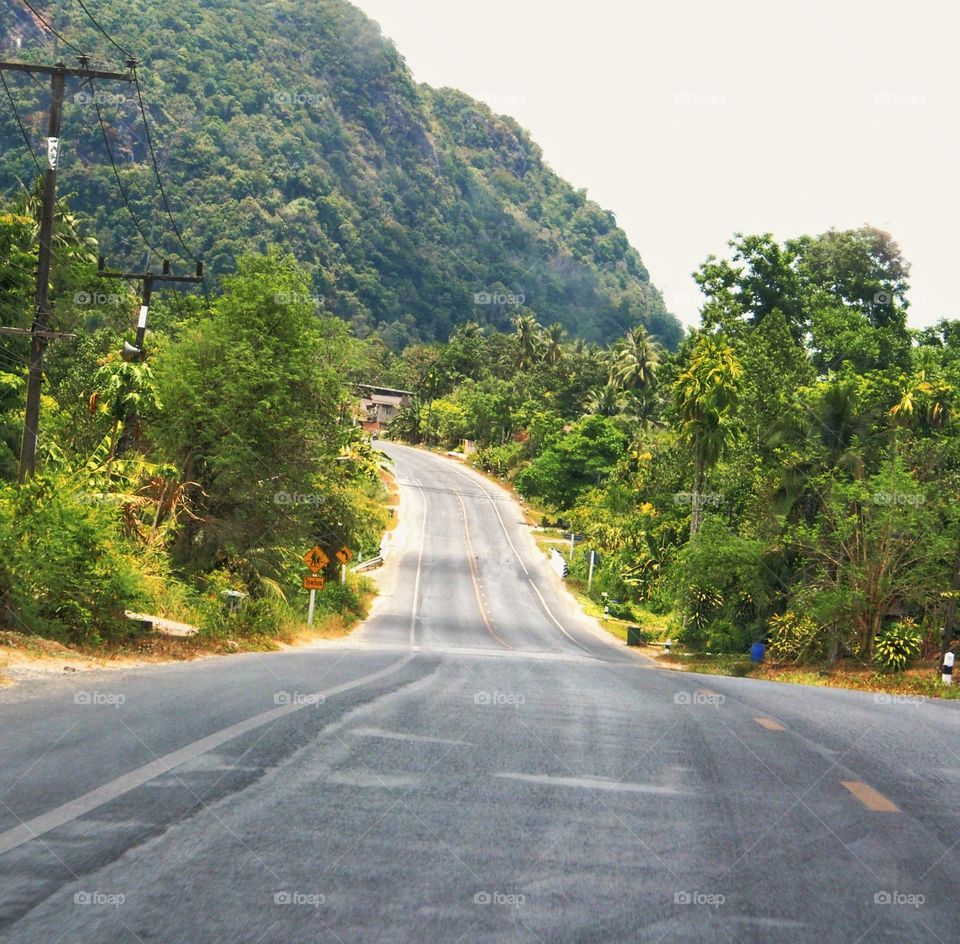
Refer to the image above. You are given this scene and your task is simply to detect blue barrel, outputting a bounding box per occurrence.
[750,642,766,663]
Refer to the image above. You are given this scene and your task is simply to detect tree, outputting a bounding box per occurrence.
[673,334,743,536]
[512,313,543,370]
[611,325,659,392]
[542,323,566,367]
[153,251,349,579]
[515,415,627,509]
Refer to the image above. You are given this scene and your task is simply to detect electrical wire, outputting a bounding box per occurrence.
[73,0,132,58]
[89,76,163,259]
[130,70,212,310]
[1,70,43,175]
[17,0,87,58]
[130,70,195,264]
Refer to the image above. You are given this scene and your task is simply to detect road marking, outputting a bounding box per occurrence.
[753,717,785,731]
[456,493,512,650]
[526,578,593,655]
[325,770,421,789]
[0,653,417,857]
[408,477,429,646]
[447,464,528,575]
[494,772,692,796]
[840,781,900,812]
[350,727,473,747]
[447,463,596,654]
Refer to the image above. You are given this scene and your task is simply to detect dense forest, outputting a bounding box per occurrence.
[380,227,960,673]
[0,0,681,347]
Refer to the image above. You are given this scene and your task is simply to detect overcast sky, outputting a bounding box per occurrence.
[355,0,957,330]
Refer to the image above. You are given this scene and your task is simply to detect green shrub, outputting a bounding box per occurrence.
[767,611,825,663]
[474,441,525,477]
[873,620,923,673]
[0,481,145,646]
[670,520,774,652]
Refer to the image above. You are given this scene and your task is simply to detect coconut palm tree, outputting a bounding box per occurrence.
[674,334,743,536]
[587,381,627,417]
[512,313,542,370]
[611,326,659,392]
[543,323,566,366]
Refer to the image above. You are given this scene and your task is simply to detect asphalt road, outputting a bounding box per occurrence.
[2,443,959,943]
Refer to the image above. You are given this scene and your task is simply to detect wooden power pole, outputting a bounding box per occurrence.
[0,56,135,481]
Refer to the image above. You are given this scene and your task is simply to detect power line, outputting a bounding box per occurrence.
[88,75,162,258]
[131,69,195,264]
[1,69,43,174]
[17,0,87,58]
[73,0,132,58]
[130,68,211,310]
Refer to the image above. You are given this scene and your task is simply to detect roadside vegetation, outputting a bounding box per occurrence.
[0,202,393,657]
[376,227,960,686]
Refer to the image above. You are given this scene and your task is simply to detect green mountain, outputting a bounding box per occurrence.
[0,0,681,347]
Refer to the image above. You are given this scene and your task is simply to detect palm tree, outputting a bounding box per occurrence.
[611,326,659,392]
[587,381,627,417]
[512,314,542,370]
[674,334,743,536]
[543,323,566,366]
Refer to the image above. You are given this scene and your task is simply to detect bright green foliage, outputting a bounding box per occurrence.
[766,612,825,664]
[873,620,923,673]
[515,415,627,509]
[0,476,147,645]
[671,519,772,652]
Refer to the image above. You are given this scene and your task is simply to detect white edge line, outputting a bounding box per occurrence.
[0,653,416,857]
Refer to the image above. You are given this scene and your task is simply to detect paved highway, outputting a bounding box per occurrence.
[1,443,959,942]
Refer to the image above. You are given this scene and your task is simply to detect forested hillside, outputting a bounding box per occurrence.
[0,0,681,347]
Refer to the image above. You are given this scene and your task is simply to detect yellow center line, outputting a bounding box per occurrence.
[754,717,785,731]
[456,493,512,651]
[840,780,900,812]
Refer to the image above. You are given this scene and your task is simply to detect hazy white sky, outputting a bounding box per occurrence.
[355,0,958,330]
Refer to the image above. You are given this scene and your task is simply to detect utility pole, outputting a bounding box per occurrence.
[97,257,204,360]
[97,258,204,456]
[0,56,135,481]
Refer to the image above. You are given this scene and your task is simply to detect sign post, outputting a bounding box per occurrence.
[303,547,329,626]
[335,547,352,585]
[587,550,597,591]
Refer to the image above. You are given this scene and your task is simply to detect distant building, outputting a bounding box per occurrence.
[357,384,413,435]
